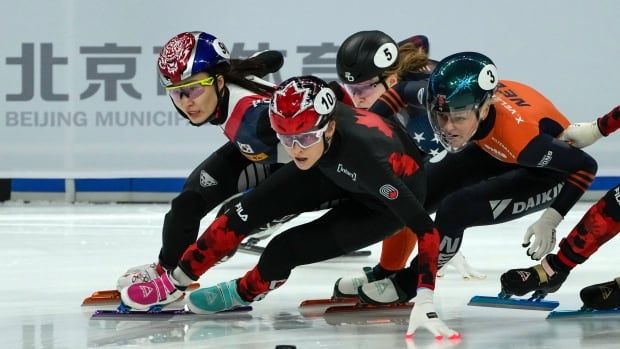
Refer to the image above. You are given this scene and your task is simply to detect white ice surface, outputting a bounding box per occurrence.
[1,202,619,349]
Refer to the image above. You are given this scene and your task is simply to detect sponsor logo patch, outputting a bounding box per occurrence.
[200,170,218,187]
[379,184,399,200]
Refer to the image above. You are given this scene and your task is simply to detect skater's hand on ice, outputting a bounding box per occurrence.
[406,288,460,340]
[522,208,562,260]
[437,251,486,279]
[559,121,603,148]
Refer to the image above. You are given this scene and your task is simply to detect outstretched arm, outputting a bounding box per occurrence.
[560,105,620,147]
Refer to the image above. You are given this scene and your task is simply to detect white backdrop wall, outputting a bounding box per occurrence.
[1,0,619,178]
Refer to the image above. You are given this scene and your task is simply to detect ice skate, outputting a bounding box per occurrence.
[187,279,251,314]
[437,250,486,279]
[333,266,377,298]
[580,277,620,310]
[500,254,569,300]
[357,276,409,305]
[468,254,565,311]
[119,271,184,311]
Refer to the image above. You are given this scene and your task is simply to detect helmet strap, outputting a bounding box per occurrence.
[379,77,389,90]
[207,77,230,125]
[321,120,335,154]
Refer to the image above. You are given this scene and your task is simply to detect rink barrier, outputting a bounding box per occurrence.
[2,176,619,203]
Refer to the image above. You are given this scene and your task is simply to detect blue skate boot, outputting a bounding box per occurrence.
[187,279,251,314]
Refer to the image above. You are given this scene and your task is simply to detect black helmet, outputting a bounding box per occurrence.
[336,30,399,84]
[426,51,499,152]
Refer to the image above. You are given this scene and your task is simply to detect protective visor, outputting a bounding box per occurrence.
[165,76,215,102]
[276,123,329,149]
[428,106,479,153]
[342,78,385,99]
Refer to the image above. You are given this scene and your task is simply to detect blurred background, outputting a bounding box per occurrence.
[1,0,618,202]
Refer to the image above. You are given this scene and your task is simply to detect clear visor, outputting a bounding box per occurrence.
[428,106,478,153]
[165,77,215,102]
[342,78,384,99]
[276,123,329,149]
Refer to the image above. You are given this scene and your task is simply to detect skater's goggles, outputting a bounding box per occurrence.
[166,77,215,102]
[343,78,385,99]
[276,123,329,149]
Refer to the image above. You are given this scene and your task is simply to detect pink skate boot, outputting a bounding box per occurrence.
[120,271,184,310]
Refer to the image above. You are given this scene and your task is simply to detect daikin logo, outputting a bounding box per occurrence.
[489,199,513,219]
[489,183,564,219]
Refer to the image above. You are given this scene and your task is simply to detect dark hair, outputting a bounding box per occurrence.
[209,54,282,96]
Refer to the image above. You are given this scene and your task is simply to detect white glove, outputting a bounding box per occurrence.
[437,250,486,279]
[559,121,603,148]
[522,208,562,260]
[406,288,460,340]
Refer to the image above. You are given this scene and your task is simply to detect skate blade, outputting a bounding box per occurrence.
[82,282,200,306]
[547,308,620,320]
[325,302,414,313]
[323,303,413,326]
[90,305,252,321]
[299,297,359,308]
[468,295,559,311]
[298,297,358,317]
[237,242,264,256]
[342,250,371,257]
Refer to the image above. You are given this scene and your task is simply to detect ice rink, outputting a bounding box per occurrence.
[1,201,619,349]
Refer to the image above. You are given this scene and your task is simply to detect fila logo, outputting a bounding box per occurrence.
[614,186,620,206]
[379,184,399,200]
[489,199,513,219]
[200,170,218,187]
[517,271,531,282]
[235,202,248,221]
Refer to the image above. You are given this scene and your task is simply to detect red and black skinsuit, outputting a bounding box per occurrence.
[177,103,442,301]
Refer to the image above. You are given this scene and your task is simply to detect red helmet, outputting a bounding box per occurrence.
[269,76,337,135]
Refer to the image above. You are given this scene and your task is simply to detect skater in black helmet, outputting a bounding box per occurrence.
[332,31,484,299]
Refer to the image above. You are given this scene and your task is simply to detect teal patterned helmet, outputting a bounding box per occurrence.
[426,51,498,152]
